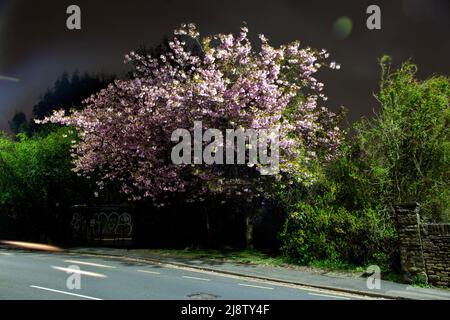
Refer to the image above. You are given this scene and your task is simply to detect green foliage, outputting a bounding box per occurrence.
[0,127,94,241]
[278,195,397,268]
[412,273,430,287]
[277,136,398,269]
[356,56,450,222]
[278,57,449,270]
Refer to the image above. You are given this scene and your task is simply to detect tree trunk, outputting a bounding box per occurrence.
[244,200,258,249]
[205,208,212,247]
[245,213,254,249]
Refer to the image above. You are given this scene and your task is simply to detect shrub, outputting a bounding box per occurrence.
[278,183,397,269]
[278,55,450,268]
[0,127,95,242]
[356,56,450,222]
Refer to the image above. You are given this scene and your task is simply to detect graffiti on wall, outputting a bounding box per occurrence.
[71,207,134,244]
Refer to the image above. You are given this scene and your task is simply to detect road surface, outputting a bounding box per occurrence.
[0,248,371,300]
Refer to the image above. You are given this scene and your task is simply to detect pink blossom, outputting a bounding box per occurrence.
[37,24,342,203]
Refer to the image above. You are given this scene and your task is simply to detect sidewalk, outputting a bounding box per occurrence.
[68,247,450,300]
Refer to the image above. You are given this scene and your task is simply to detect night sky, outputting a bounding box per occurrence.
[0,0,449,132]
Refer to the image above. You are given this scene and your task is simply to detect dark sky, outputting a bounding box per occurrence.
[0,0,449,132]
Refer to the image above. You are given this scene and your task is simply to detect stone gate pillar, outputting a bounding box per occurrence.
[394,202,428,284]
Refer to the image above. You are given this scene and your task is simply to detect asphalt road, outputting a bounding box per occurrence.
[0,248,368,300]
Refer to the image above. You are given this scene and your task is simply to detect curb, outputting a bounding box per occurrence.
[67,249,412,300]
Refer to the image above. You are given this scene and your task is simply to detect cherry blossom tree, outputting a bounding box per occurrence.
[37,24,342,209]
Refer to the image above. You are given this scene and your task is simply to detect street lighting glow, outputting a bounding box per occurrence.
[0,75,20,82]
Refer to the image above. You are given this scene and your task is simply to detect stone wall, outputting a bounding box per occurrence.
[395,203,450,287]
[420,223,450,286]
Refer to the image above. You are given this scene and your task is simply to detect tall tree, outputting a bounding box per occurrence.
[38,24,343,246]
[9,112,29,135]
[33,71,113,120]
[356,56,450,221]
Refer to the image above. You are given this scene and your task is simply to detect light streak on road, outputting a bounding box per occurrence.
[1,240,63,252]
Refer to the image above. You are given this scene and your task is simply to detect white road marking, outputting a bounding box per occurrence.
[51,266,107,278]
[0,252,12,256]
[33,255,50,259]
[182,276,211,282]
[30,285,102,300]
[71,252,376,300]
[64,260,116,269]
[238,283,274,290]
[308,292,351,300]
[137,270,161,275]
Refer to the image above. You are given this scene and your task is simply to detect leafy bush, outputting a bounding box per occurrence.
[0,127,95,242]
[279,57,448,269]
[356,56,450,222]
[278,176,397,269]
